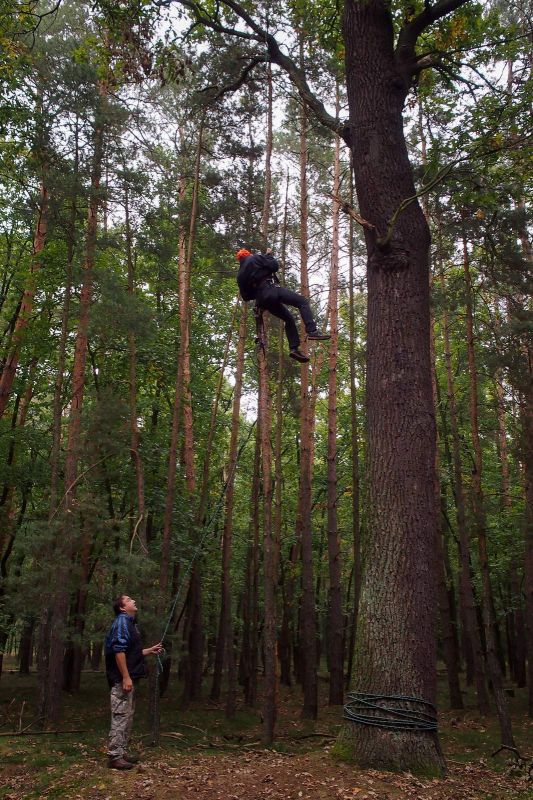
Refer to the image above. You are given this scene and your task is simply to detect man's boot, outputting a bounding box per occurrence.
[289,347,310,363]
[108,757,134,770]
[307,329,330,341]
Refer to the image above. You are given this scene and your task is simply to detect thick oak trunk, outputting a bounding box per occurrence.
[340,1,443,771]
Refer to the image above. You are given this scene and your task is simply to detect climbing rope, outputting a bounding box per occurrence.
[254,303,266,353]
[343,692,438,733]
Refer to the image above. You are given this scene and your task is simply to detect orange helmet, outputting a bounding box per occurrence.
[236,248,252,261]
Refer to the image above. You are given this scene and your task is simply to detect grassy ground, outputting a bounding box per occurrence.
[1,665,533,799]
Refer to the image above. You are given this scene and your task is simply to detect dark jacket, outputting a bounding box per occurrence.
[104,613,146,687]
[237,253,279,301]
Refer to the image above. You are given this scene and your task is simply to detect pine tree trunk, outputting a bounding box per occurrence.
[240,428,261,707]
[345,158,362,689]
[258,309,276,744]
[297,57,318,719]
[160,182,187,600]
[181,122,205,705]
[209,303,241,703]
[259,71,277,744]
[125,183,147,552]
[462,224,514,747]
[0,180,48,419]
[436,217,489,714]
[44,81,107,726]
[340,1,444,770]
[224,306,247,718]
[326,118,344,705]
[523,376,533,717]
[19,617,35,675]
[417,110,463,711]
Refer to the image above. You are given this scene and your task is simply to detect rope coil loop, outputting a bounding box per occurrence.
[343,692,438,733]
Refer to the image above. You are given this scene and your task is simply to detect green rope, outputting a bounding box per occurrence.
[343,692,438,733]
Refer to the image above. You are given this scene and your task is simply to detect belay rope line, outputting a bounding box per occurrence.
[343,692,438,733]
[149,420,255,743]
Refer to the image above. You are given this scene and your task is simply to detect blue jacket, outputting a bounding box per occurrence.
[104,613,146,687]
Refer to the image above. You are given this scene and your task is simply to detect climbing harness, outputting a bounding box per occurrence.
[343,692,438,733]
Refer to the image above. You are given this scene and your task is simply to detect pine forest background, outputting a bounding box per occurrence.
[0,0,532,777]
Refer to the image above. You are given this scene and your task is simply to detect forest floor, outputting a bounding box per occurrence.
[1,669,533,800]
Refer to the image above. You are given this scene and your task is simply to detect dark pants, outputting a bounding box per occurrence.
[255,284,316,350]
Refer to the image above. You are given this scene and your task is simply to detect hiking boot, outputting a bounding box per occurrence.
[307,329,330,341]
[124,753,140,764]
[289,348,310,363]
[108,757,134,770]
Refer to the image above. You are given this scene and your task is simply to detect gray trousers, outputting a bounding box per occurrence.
[108,683,135,759]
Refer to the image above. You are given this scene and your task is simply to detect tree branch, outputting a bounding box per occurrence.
[198,55,268,102]
[175,0,349,141]
[396,0,472,77]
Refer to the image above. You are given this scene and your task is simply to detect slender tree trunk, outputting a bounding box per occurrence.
[346,157,362,689]
[495,373,527,686]
[241,427,261,706]
[125,183,147,552]
[0,180,48,419]
[45,82,107,726]
[259,69,277,744]
[258,311,276,744]
[418,112,463,711]
[180,122,204,705]
[462,222,514,747]
[276,174,291,687]
[523,372,533,716]
[224,307,247,718]
[160,180,187,601]
[436,213,489,714]
[326,114,344,705]
[297,41,318,718]
[19,617,35,675]
[209,303,242,703]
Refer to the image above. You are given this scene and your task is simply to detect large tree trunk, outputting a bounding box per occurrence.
[340,1,444,771]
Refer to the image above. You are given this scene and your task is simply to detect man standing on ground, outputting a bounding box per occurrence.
[105,594,162,770]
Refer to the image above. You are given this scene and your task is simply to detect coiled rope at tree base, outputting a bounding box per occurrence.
[343,692,438,733]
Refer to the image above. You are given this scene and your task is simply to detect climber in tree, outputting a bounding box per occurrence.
[236,248,329,363]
